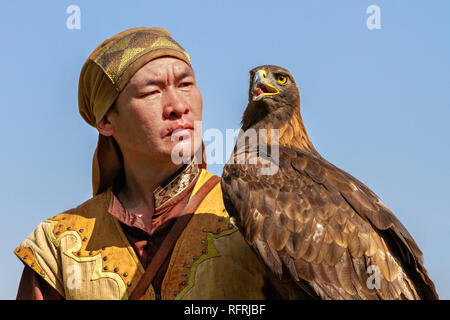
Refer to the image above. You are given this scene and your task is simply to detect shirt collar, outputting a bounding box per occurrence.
[111,158,201,212]
[153,159,200,211]
[108,159,201,234]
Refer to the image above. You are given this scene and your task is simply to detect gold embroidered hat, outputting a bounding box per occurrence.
[78,27,195,196]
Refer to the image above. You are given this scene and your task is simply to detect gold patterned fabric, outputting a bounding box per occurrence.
[77,27,194,196]
[94,30,190,86]
[153,159,200,210]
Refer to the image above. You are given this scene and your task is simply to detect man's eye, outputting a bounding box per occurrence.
[180,82,193,88]
[141,90,159,97]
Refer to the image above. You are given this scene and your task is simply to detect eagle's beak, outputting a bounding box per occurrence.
[252,69,279,101]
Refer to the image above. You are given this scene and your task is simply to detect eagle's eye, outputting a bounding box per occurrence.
[276,75,287,85]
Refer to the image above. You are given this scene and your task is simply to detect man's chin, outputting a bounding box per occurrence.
[167,140,199,165]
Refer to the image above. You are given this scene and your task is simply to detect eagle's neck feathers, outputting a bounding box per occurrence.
[250,108,319,155]
[278,111,316,153]
[271,110,317,154]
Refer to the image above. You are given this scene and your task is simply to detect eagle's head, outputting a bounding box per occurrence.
[242,65,300,130]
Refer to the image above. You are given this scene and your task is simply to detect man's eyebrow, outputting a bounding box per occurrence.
[144,77,163,86]
[177,69,194,81]
[143,69,194,87]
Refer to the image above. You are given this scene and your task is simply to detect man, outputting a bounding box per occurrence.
[14,27,275,300]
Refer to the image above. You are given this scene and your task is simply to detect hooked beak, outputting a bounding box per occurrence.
[252,69,279,101]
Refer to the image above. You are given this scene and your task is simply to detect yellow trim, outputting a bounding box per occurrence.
[175,216,237,300]
[47,220,129,300]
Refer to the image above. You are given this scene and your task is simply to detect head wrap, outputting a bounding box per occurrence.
[78,27,201,196]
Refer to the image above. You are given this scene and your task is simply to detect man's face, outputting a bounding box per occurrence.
[104,56,203,163]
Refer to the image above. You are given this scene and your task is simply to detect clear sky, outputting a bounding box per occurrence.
[0,0,448,299]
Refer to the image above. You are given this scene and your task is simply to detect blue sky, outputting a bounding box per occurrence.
[0,1,448,299]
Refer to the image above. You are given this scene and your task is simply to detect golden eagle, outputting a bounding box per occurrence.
[221,65,438,299]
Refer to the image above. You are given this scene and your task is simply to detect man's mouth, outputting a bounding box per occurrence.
[171,128,193,140]
[166,123,194,140]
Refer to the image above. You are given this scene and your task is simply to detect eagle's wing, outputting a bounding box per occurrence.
[222,145,438,300]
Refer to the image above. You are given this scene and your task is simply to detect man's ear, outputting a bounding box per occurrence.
[97,111,115,137]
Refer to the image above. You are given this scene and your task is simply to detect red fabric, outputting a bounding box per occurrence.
[109,173,197,297]
[16,265,63,300]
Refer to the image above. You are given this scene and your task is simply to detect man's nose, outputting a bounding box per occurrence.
[162,88,189,119]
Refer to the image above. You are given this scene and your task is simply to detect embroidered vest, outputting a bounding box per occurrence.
[14,170,269,300]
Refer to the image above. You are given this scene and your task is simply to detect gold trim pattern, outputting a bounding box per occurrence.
[153,160,200,210]
[93,30,190,84]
